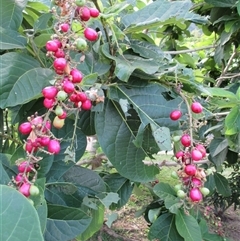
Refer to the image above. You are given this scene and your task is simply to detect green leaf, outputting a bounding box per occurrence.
[34,33,52,47]
[0,185,44,241]
[175,209,202,241]
[0,27,27,49]
[0,0,28,30]
[34,12,52,31]
[209,138,228,157]
[122,1,207,33]
[148,213,184,241]
[101,43,159,82]
[0,158,11,185]
[213,173,231,197]
[95,99,159,182]
[76,203,104,241]
[205,0,236,7]
[153,183,176,201]
[202,87,237,100]
[103,173,134,209]
[44,204,92,241]
[99,192,120,209]
[0,52,54,108]
[225,106,240,135]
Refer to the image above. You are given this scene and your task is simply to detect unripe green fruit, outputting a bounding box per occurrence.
[75,0,86,6]
[177,190,186,199]
[30,185,40,196]
[75,38,87,51]
[200,187,210,196]
[57,90,68,101]
[174,184,182,192]
[171,171,179,179]
[55,105,64,116]
[173,135,181,142]
[53,116,65,129]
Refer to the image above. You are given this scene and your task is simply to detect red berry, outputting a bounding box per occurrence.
[82,99,92,110]
[18,161,33,173]
[31,116,43,126]
[184,164,197,176]
[189,188,203,202]
[69,93,78,102]
[170,110,182,121]
[39,136,50,146]
[48,139,61,154]
[42,86,58,99]
[76,92,87,102]
[60,23,69,32]
[180,134,191,147]
[53,39,62,48]
[19,122,32,135]
[192,177,202,187]
[53,58,67,71]
[43,98,55,109]
[195,144,206,158]
[25,140,38,153]
[84,28,98,41]
[54,48,65,58]
[89,8,100,18]
[70,69,83,83]
[191,102,203,114]
[58,111,67,119]
[191,149,203,161]
[15,173,28,185]
[63,80,75,93]
[79,6,91,21]
[19,183,31,197]
[46,40,59,52]
[175,150,184,159]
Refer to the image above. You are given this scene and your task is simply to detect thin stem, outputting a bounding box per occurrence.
[70,109,80,151]
[164,45,216,55]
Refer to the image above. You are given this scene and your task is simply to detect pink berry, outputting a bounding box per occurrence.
[25,140,38,153]
[42,86,58,99]
[76,92,87,102]
[39,136,50,146]
[53,58,67,71]
[192,177,202,187]
[63,80,75,93]
[42,120,51,133]
[196,144,206,158]
[48,139,61,154]
[191,102,203,114]
[58,111,67,119]
[84,28,98,41]
[89,8,100,18]
[69,93,78,103]
[70,69,83,83]
[191,149,203,161]
[53,39,62,48]
[15,173,28,185]
[82,99,92,110]
[54,48,65,58]
[19,183,31,197]
[31,116,43,126]
[175,150,184,159]
[60,23,69,32]
[180,134,191,147]
[170,110,182,121]
[19,122,32,135]
[18,161,33,173]
[79,6,91,21]
[46,40,59,52]
[189,188,203,202]
[43,98,55,109]
[184,164,197,176]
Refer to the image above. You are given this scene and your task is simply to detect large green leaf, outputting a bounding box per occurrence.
[224,106,240,135]
[148,213,184,241]
[175,209,202,241]
[0,159,11,185]
[95,99,159,182]
[122,0,208,33]
[213,173,231,197]
[0,52,54,108]
[0,185,44,241]
[44,204,92,241]
[0,27,26,50]
[202,87,237,100]
[205,0,236,8]
[0,0,28,29]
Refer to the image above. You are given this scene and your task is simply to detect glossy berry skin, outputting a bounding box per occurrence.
[53,58,67,71]
[31,116,43,126]
[55,105,64,116]
[48,139,61,154]
[63,80,75,93]
[81,99,92,110]
[46,40,59,52]
[175,150,184,159]
[39,136,50,146]
[70,69,83,83]
[15,173,28,185]
[54,48,65,58]
[170,110,182,121]
[43,98,55,109]
[42,86,58,99]
[60,23,69,32]
[180,134,191,147]
[76,92,87,102]
[89,8,100,18]
[30,185,40,196]
[184,164,197,176]
[191,102,203,114]
[53,116,65,129]
[58,111,67,119]
[84,28,98,41]
[79,6,91,21]
[75,38,87,51]
[19,183,31,197]
[200,187,210,196]
[189,188,203,202]
[196,144,206,158]
[19,122,32,135]
[53,39,62,48]
[57,90,68,101]
[18,161,33,173]
[191,149,203,161]
[192,177,202,187]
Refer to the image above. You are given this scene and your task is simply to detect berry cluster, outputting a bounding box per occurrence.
[14,0,102,199]
[169,102,210,203]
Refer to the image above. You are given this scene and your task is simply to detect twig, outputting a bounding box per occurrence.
[164,45,215,55]
[143,160,179,167]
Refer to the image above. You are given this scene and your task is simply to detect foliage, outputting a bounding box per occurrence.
[0,0,240,240]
